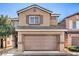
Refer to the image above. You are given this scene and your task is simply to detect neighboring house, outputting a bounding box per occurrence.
[16,4,67,52]
[60,13,79,47]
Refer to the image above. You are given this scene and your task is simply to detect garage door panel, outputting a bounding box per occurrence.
[23,35,59,51]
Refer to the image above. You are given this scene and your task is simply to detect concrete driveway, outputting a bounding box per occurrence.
[15,51,74,56]
[0,48,77,56]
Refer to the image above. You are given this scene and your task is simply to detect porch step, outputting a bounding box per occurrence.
[15,51,73,56]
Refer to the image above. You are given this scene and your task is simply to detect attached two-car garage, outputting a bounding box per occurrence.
[17,31,65,52]
[23,34,60,51]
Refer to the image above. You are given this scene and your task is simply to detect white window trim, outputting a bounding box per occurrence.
[29,16,40,24]
[73,21,79,29]
[29,16,35,24]
[76,21,79,29]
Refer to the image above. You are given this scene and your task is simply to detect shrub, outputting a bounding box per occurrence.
[67,46,79,52]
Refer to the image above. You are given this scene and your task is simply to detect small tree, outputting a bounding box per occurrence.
[0,15,13,48]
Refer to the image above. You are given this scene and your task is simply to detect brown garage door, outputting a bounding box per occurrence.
[23,35,59,51]
[72,37,79,47]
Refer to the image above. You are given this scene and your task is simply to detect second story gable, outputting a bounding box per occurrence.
[17,4,59,26]
[59,13,79,30]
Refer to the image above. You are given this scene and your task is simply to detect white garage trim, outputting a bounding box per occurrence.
[16,29,67,32]
[18,31,64,52]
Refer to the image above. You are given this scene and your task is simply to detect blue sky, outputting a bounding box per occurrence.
[0,3,79,21]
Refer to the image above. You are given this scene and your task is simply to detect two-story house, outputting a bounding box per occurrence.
[15,4,67,53]
[60,13,79,48]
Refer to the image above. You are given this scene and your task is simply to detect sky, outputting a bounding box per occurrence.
[0,3,79,21]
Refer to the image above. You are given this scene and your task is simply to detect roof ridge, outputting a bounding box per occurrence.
[17,4,52,14]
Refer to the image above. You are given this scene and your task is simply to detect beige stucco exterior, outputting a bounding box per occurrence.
[18,7,58,26]
[19,7,50,26]
[67,34,79,46]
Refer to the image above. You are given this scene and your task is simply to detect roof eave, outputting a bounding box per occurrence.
[51,14,60,17]
[17,4,53,14]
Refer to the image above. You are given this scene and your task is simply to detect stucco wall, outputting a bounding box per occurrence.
[18,7,57,26]
[50,16,58,25]
[67,34,79,46]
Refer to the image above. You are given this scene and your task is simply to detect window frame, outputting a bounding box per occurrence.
[73,21,79,29]
[28,15,41,25]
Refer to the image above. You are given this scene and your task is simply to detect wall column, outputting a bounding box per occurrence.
[60,32,64,51]
[18,32,23,52]
[68,34,72,46]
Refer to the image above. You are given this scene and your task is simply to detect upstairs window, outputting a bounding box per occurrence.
[73,21,79,29]
[29,16,40,24]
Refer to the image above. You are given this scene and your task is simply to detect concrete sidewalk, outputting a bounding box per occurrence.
[0,48,13,55]
[0,48,4,55]
[1,48,18,56]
